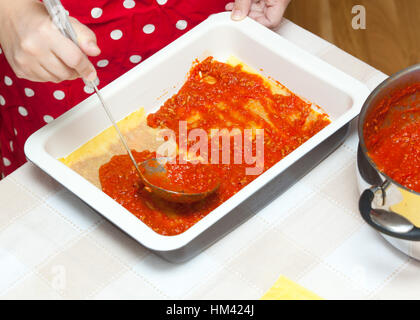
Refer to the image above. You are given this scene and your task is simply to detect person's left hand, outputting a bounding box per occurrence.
[225,0,291,29]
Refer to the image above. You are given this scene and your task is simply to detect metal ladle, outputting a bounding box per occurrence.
[95,86,220,203]
[140,158,220,203]
[44,0,220,203]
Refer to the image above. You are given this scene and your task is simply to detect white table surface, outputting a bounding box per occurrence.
[1,18,418,300]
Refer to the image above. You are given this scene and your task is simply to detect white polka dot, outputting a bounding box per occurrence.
[97,59,109,67]
[3,157,11,167]
[44,115,54,123]
[123,0,136,9]
[9,141,13,152]
[176,20,188,30]
[0,95,5,106]
[110,29,123,40]
[24,88,34,97]
[129,55,142,64]
[91,7,102,19]
[18,106,28,116]
[84,85,94,94]
[0,47,2,54]
[156,0,167,4]
[143,24,155,34]
[14,128,17,136]
[4,76,12,86]
[53,90,65,100]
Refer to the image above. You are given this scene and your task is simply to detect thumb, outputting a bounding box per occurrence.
[70,17,101,57]
[231,0,252,21]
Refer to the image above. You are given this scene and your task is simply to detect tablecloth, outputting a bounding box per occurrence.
[1,18,418,300]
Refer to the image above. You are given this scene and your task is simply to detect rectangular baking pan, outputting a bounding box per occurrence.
[25,13,370,262]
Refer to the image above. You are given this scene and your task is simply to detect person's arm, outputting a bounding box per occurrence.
[226,0,291,29]
[0,0,100,83]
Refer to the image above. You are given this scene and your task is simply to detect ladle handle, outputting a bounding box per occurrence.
[44,0,79,44]
[359,187,420,241]
[44,0,145,181]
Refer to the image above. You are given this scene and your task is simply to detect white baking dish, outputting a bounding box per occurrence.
[25,13,370,260]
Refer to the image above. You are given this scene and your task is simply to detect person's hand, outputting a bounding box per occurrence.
[226,0,291,29]
[0,0,100,83]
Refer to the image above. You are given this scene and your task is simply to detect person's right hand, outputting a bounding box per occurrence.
[0,0,100,83]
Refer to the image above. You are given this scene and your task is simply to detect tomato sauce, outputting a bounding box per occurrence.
[99,57,331,235]
[144,158,221,194]
[364,83,420,193]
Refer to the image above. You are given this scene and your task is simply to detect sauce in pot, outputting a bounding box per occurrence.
[364,83,420,193]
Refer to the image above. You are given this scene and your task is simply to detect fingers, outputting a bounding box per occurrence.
[229,0,252,21]
[47,17,98,82]
[263,0,291,29]
[39,53,79,82]
[0,0,100,83]
[69,17,101,57]
[13,48,80,83]
[226,0,291,29]
[10,18,98,82]
[225,2,235,11]
[6,31,70,82]
[247,2,266,19]
[16,62,59,83]
[47,18,99,81]
[50,33,97,82]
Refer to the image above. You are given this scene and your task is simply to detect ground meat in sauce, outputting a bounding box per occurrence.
[99,57,331,236]
[364,83,420,193]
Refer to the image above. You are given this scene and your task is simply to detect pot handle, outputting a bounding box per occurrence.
[359,187,420,240]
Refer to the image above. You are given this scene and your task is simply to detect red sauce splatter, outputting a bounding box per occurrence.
[364,83,420,193]
[99,57,330,235]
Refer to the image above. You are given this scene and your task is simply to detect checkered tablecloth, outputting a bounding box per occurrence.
[0,18,418,300]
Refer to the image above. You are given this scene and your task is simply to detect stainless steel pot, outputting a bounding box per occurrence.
[357,63,420,259]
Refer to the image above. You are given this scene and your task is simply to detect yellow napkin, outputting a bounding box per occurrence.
[261,275,323,300]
